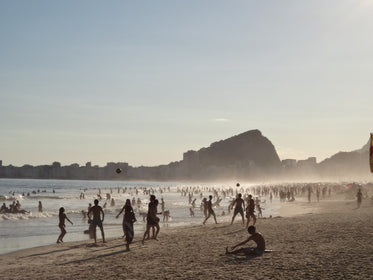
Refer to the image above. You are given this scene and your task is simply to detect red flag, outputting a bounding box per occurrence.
[370,133,373,173]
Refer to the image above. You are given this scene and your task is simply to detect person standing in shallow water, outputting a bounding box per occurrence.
[245,195,256,227]
[203,195,218,225]
[142,195,161,244]
[116,199,137,251]
[57,207,73,243]
[87,199,106,243]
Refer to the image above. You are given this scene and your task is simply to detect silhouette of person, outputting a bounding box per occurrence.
[116,199,136,250]
[57,207,73,243]
[203,195,218,225]
[226,225,265,256]
[87,199,106,243]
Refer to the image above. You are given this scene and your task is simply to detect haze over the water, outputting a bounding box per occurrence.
[1,0,372,167]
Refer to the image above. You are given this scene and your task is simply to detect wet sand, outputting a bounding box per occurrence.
[1,199,372,280]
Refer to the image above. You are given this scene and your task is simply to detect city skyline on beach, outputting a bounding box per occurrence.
[1,1,373,167]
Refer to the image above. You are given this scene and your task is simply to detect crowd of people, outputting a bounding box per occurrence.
[58,187,270,254]
[0,200,29,214]
[1,182,370,255]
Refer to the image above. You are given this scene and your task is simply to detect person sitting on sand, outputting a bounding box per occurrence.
[57,207,73,243]
[203,195,218,225]
[87,199,106,243]
[226,225,265,256]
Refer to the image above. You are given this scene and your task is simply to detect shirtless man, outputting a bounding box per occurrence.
[87,199,106,243]
[226,225,265,256]
[142,195,160,244]
[203,195,218,225]
[230,193,245,225]
[245,194,256,227]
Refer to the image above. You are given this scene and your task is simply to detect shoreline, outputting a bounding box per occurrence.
[0,199,342,257]
[1,199,372,279]
[0,199,307,256]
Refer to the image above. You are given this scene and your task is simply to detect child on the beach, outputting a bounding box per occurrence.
[57,207,73,243]
[226,225,265,256]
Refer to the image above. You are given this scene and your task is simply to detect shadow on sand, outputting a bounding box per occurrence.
[60,249,128,265]
[22,248,72,258]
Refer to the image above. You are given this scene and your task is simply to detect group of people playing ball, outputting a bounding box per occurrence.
[57,192,265,256]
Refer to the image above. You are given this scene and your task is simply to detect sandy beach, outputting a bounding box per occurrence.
[1,199,372,280]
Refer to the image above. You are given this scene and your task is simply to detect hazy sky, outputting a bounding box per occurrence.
[1,0,373,167]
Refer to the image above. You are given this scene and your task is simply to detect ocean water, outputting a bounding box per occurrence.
[0,179,281,255]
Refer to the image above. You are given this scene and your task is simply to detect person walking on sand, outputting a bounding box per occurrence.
[116,199,137,251]
[230,193,245,225]
[203,195,218,225]
[57,207,73,243]
[357,188,363,208]
[38,201,43,212]
[226,225,265,256]
[87,199,106,243]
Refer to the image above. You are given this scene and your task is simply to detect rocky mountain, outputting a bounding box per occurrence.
[317,139,371,180]
[127,129,282,181]
[2,130,371,181]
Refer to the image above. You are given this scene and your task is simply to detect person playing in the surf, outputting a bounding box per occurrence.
[230,193,245,225]
[57,207,73,243]
[245,194,256,227]
[203,195,218,225]
[87,199,106,243]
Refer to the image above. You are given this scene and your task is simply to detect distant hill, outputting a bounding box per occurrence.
[317,140,371,180]
[128,129,282,181]
[1,130,372,181]
[187,129,281,168]
[131,133,373,181]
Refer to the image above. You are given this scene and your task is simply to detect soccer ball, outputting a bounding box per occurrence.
[115,168,122,174]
